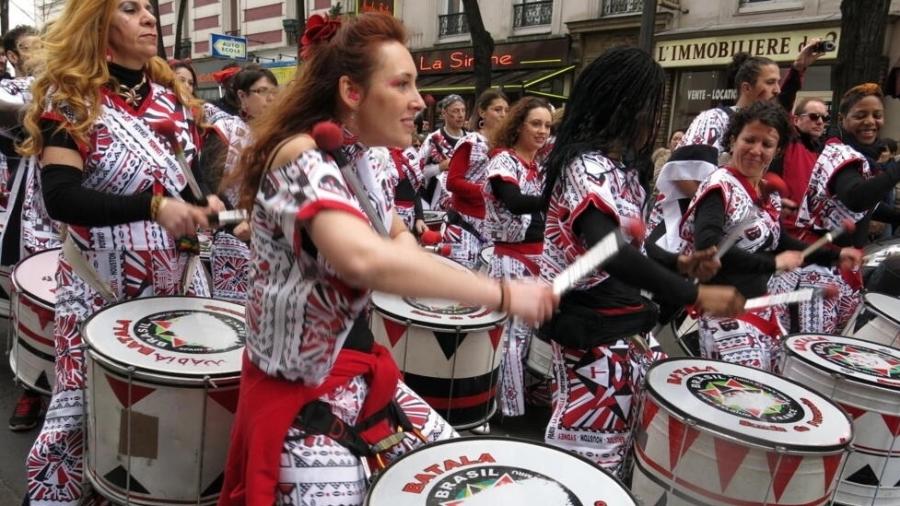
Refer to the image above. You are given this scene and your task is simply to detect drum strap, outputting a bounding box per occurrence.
[295,398,416,459]
[61,227,119,303]
[445,209,486,243]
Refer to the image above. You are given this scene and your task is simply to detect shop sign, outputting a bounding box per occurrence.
[412,38,569,74]
[655,27,839,68]
[686,88,738,102]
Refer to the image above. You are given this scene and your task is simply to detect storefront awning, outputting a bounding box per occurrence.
[417,65,575,100]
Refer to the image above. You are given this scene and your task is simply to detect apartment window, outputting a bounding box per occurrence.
[738,0,803,13]
[513,0,553,28]
[314,0,331,9]
[602,0,642,17]
[439,0,468,37]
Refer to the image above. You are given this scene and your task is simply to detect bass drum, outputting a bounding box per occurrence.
[365,436,638,506]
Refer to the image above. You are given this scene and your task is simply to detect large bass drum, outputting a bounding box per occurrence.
[82,296,246,506]
[631,358,852,506]
[365,436,638,505]
[781,334,900,505]
[843,293,900,348]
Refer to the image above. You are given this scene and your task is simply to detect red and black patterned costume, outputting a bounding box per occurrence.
[443,131,491,268]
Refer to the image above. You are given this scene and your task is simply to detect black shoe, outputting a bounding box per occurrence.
[9,390,44,431]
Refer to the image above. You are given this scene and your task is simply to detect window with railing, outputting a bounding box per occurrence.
[439,12,469,37]
[602,0,642,16]
[513,1,553,28]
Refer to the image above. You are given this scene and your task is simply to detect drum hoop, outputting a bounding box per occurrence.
[861,293,900,325]
[782,335,900,392]
[645,358,853,454]
[11,248,61,310]
[87,348,241,386]
[80,294,245,380]
[371,302,506,332]
[363,435,638,504]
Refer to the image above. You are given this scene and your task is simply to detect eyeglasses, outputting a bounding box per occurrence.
[249,87,278,97]
[798,112,831,123]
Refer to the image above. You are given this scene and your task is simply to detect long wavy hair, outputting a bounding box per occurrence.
[21,0,198,156]
[543,47,664,203]
[490,96,550,150]
[232,13,406,211]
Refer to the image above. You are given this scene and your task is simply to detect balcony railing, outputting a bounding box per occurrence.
[602,0,679,16]
[513,1,553,28]
[439,12,469,37]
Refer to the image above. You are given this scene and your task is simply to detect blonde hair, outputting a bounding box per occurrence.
[21,0,200,156]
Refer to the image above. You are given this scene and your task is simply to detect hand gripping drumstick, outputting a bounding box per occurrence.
[800,219,856,260]
[744,285,839,312]
[312,121,390,237]
[207,209,248,228]
[154,120,208,206]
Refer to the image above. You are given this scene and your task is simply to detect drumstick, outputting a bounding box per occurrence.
[207,209,248,228]
[744,285,839,312]
[552,228,623,296]
[153,120,208,206]
[801,219,855,259]
[423,244,451,256]
[714,219,755,261]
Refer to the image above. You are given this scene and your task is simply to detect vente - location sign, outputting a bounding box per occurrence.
[655,27,840,68]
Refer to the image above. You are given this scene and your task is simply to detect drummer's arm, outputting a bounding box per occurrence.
[389,210,418,249]
[308,209,502,308]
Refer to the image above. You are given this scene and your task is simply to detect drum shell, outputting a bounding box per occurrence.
[371,311,502,429]
[843,293,900,349]
[85,350,239,506]
[0,264,12,316]
[423,211,445,232]
[781,336,900,506]
[9,250,58,395]
[477,246,493,273]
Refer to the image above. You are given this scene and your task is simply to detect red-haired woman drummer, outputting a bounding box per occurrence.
[21,1,220,503]
[681,101,860,371]
[772,83,900,333]
[482,96,552,418]
[541,47,744,476]
[219,13,556,505]
[442,89,508,268]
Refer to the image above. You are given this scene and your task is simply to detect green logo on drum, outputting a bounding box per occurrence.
[813,343,900,379]
[688,373,803,423]
[132,310,245,354]
[426,466,582,506]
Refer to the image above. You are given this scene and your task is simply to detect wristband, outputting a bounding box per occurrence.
[150,195,165,221]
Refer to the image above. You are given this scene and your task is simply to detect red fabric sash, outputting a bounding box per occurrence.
[218,344,400,506]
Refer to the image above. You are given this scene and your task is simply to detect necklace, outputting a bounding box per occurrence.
[117,74,147,107]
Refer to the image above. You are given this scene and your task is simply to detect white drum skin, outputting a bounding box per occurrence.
[781,334,900,506]
[844,293,900,348]
[9,249,59,395]
[371,256,505,429]
[365,436,637,506]
[82,296,245,506]
[631,358,852,506]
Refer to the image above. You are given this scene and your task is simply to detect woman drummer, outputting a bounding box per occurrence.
[21,0,221,503]
[442,89,508,268]
[482,96,552,420]
[219,13,556,505]
[541,47,744,476]
[772,83,900,333]
[680,101,861,371]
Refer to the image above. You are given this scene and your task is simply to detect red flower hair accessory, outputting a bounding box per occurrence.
[300,14,341,59]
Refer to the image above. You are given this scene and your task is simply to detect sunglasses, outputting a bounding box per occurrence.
[799,112,831,123]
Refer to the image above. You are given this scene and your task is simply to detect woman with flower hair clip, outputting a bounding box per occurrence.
[218,12,556,505]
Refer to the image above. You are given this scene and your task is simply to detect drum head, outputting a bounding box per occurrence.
[365,436,637,506]
[372,256,505,331]
[12,248,60,307]
[646,358,852,452]
[862,292,900,324]
[783,334,900,390]
[82,296,245,378]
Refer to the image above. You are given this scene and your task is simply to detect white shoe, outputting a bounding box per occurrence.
[469,422,490,435]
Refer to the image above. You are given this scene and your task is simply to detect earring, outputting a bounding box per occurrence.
[106,49,113,62]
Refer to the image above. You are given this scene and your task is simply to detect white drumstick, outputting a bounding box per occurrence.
[552,231,622,296]
[714,219,754,260]
[744,285,838,311]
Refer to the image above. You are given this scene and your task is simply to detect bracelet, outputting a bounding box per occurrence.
[499,279,511,313]
[150,196,165,221]
[496,280,505,312]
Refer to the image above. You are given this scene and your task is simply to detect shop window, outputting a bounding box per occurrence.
[439,0,468,38]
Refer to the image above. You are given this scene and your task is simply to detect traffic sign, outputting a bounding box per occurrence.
[210,33,248,60]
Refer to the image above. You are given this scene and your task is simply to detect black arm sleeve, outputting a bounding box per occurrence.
[693,191,777,273]
[831,162,900,212]
[414,193,424,222]
[489,178,543,215]
[778,66,803,114]
[644,222,680,271]
[776,231,838,266]
[198,128,226,196]
[41,164,153,226]
[873,202,900,225]
[574,206,698,307]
